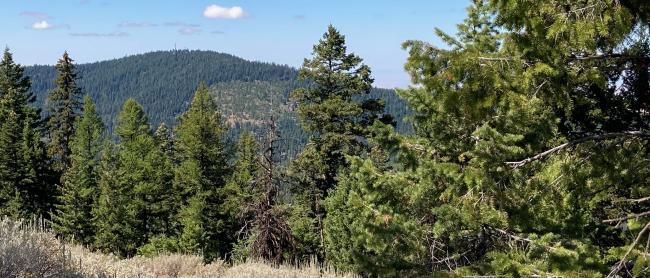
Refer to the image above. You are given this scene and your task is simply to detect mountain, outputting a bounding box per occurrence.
[24,50,410,157]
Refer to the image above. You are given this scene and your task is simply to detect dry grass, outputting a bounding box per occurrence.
[66,246,226,277]
[0,217,68,277]
[0,218,355,278]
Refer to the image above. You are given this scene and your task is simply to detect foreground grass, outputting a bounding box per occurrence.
[0,218,354,277]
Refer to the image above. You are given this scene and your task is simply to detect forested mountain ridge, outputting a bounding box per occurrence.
[26,50,297,130]
[25,50,409,156]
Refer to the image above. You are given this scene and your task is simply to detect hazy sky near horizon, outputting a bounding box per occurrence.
[1,0,470,88]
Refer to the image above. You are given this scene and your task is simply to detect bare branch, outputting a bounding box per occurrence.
[607,222,650,278]
[615,196,650,204]
[484,226,558,251]
[569,53,650,63]
[506,131,650,168]
[603,211,650,224]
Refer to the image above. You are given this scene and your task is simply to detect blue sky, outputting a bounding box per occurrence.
[1,0,470,88]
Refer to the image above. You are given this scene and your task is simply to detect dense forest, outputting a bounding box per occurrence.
[24,50,410,157]
[2,0,650,277]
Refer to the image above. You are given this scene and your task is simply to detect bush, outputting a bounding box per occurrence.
[0,217,71,277]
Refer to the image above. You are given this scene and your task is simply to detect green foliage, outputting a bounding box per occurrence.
[222,131,260,222]
[174,84,231,262]
[322,0,650,276]
[94,99,174,256]
[47,52,82,172]
[289,25,393,259]
[0,48,53,218]
[325,158,426,276]
[92,142,135,256]
[51,96,104,245]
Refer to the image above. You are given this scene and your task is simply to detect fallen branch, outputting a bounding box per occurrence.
[506,131,650,168]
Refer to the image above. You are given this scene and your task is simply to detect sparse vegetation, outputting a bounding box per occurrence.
[0,218,354,278]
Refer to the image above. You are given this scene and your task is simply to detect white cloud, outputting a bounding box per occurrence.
[164,22,199,27]
[20,11,49,19]
[69,32,129,37]
[203,4,245,19]
[32,20,52,30]
[118,21,158,28]
[179,27,202,35]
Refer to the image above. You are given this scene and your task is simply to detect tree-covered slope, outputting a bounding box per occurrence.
[26,50,297,131]
[25,50,409,157]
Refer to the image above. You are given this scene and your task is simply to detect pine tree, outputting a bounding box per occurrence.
[288,25,392,258]
[174,83,230,262]
[47,51,82,172]
[324,0,650,276]
[222,131,260,222]
[0,48,51,217]
[92,142,136,256]
[94,99,173,256]
[52,96,103,245]
[119,99,173,255]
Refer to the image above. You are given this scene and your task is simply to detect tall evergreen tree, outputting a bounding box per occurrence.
[92,142,135,256]
[94,99,173,256]
[52,96,104,245]
[288,25,392,257]
[174,83,230,262]
[222,131,260,223]
[47,51,82,172]
[221,131,262,261]
[0,48,51,217]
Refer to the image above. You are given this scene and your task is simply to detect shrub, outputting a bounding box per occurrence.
[0,217,71,277]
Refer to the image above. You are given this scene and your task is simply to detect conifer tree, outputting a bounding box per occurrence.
[174,84,230,262]
[288,25,392,257]
[151,122,176,238]
[92,142,135,256]
[52,96,103,245]
[325,0,650,276]
[0,48,51,217]
[222,131,260,222]
[47,51,82,172]
[119,99,173,254]
[94,99,173,256]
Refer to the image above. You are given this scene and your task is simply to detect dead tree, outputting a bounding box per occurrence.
[248,116,295,264]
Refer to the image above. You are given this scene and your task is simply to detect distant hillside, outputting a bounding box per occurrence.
[25,50,410,157]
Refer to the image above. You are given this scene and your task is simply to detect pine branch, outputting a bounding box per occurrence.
[506,131,650,168]
[401,141,436,157]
